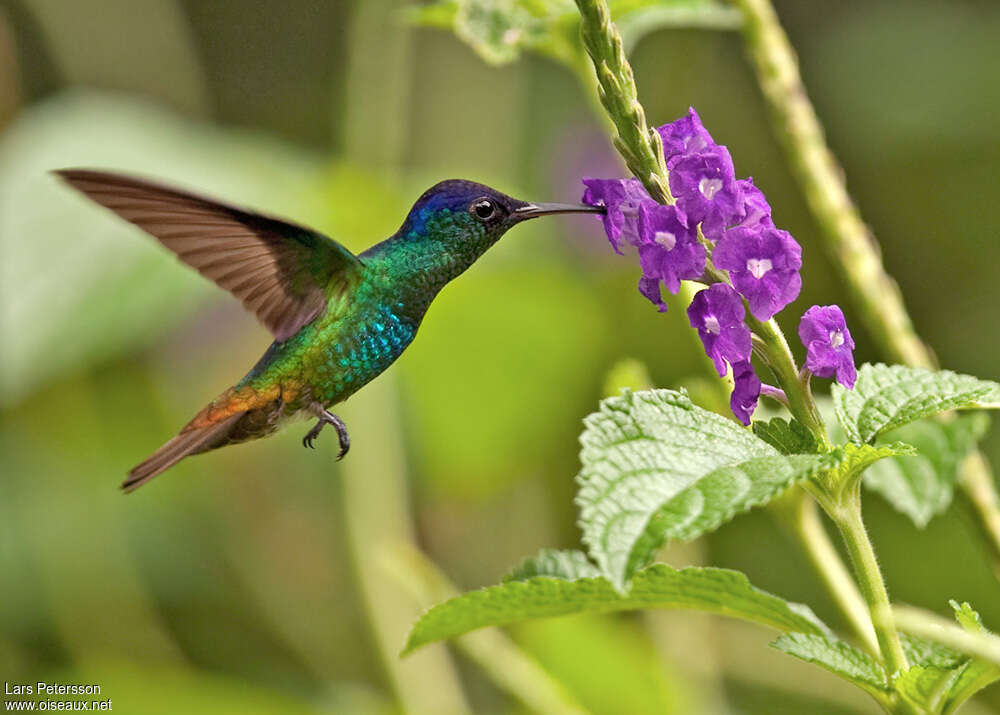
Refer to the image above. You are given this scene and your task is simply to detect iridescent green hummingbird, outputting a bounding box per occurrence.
[57,170,601,491]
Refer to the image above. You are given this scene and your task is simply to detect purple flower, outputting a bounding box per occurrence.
[798,305,857,388]
[730,360,761,425]
[730,178,773,232]
[635,203,705,310]
[582,178,651,252]
[657,107,715,167]
[668,146,744,241]
[713,226,802,321]
[687,284,752,376]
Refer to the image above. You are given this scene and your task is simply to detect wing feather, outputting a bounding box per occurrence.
[56,169,364,340]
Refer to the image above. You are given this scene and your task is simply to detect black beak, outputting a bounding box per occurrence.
[513,202,605,220]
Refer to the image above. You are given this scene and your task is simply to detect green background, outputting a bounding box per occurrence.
[2,1,999,712]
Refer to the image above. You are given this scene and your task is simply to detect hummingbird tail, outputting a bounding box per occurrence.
[123,412,244,493]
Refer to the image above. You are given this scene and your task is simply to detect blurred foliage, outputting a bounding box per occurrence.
[2,0,1000,713]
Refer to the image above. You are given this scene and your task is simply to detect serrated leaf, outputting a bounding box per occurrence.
[950,600,986,634]
[896,602,1000,713]
[938,600,1000,713]
[833,364,1000,444]
[901,634,966,670]
[577,389,826,589]
[404,563,829,654]
[864,415,990,527]
[770,633,889,697]
[752,417,820,454]
[816,442,916,497]
[943,661,1000,715]
[505,549,601,582]
[896,665,965,713]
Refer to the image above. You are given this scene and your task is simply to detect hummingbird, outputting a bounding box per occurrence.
[56,169,602,491]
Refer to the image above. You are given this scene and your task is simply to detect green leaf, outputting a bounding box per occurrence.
[815,442,916,498]
[404,563,830,654]
[770,633,889,697]
[901,634,965,670]
[896,665,964,713]
[614,1,742,52]
[752,417,821,454]
[941,601,1000,713]
[896,603,1000,714]
[505,549,602,582]
[951,600,986,634]
[832,363,1000,444]
[407,0,739,66]
[865,415,991,527]
[577,389,826,589]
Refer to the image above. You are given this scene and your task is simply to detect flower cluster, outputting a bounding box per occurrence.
[582,108,856,423]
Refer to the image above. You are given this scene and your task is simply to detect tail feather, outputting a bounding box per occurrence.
[123,413,243,492]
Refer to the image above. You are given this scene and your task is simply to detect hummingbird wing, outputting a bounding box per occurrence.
[56,169,364,341]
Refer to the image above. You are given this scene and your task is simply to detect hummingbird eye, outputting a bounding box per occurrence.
[470,198,499,222]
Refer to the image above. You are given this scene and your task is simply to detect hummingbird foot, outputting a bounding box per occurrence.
[302,406,351,460]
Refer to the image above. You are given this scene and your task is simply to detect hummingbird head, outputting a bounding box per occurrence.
[398,179,603,250]
[368,180,604,311]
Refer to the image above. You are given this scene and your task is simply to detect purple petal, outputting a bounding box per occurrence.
[668,147,744,242]
[687,284,752,376]
[730,360,761,425]
[582,177,651,252]
[798,305,857,389]
[714,226,803,320]
[657,107,715,167]
[636,202,705,295]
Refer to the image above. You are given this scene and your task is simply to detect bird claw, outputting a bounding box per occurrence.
[302,408,350,460]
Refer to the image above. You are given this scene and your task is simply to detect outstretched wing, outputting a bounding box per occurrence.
[56,169,364,341]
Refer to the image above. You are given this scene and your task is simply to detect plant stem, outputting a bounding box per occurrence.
[772,489,879,656]
[824,486,908,674]
[747,313,829,448]
[732,0,1000,574]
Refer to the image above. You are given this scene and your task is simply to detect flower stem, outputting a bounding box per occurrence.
[732,0,1000,575]
[573,0,673,204]
[771,489,879,655]
[746,313,829,448]
[823,485,908,675]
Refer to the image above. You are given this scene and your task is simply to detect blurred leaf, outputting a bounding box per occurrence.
[404,562,830,654]
[602,357,652,396]
[0,90,324,406]
[864,414,990,527]
[44,661,340,715]
[577,388,826,589]
[400,261,607,498]
[752,416,821,455]
[832,363,1000,444]
[505,548,602,581]
[406,0,739,66]
[614,1,742,53]
[770,633,889,698]
[514,615,682,715]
